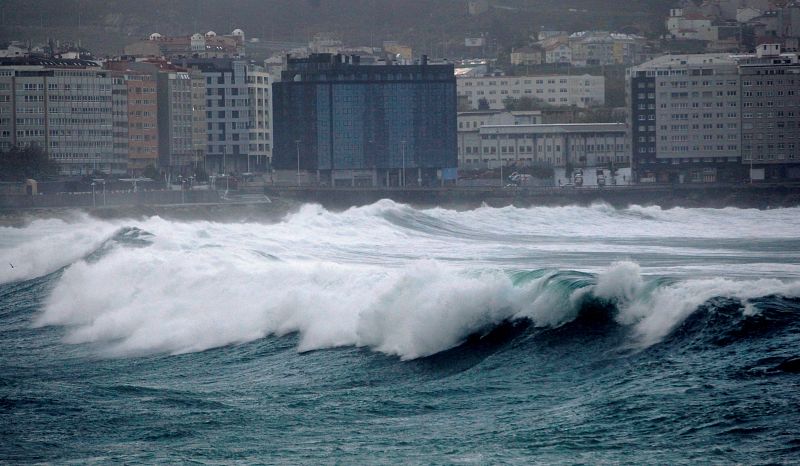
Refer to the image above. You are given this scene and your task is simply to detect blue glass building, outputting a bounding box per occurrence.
[272,54,457,186]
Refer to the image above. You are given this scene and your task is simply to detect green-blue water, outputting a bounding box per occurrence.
[2,202,799,463]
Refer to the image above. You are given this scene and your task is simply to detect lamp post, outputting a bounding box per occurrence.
[401,140,406,188]
[295,139,301,187]
[496,129,503,188]
[222,146,226,176]
[91,181,96,208]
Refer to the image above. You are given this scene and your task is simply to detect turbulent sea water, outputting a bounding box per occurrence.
[1,200,800,464]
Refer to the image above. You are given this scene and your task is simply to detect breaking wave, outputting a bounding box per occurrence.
[31,255,800,359]
[1,200,798,360]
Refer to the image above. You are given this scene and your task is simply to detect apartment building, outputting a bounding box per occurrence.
[128,73,160,173]
[246,67,272,171]
[189,68,207,173]
[111,74,129,173]
[124,30,246,59]
[738,44,800,180]
[457,74,605,110]
[108,60,202,175]
[568,32,647,67]
[0,57,115,175]
[628,54,743,183]
[179,59,250,174]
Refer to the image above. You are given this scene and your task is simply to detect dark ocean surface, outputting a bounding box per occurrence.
[1,201,799,464]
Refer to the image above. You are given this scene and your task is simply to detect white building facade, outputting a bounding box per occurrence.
[460,122,627,169]
[0,58,114,174]
[457,74,605,110]
[246,67,272,171]
[458,110,542,168]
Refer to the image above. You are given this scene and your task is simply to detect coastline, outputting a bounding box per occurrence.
[2,183,799,227]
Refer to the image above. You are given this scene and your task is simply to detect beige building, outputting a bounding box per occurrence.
[109,69,159,174]
[457,74,605,110]
[124,30,246,59]
[246,67,272,171]
[510,47,543,66]
[460,120,627,170]
[190,69,207,173]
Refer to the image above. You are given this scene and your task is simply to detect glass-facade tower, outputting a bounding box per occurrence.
[272,54,457,186]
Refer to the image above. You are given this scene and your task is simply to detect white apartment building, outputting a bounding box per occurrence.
[0,58,114,175]
[543,40,572,64]
[666,9,719,41]
[457,74,605,110]
[246,67,272,171]
[568,32,647,67]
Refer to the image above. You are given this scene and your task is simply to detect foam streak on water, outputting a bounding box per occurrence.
[1,201,799,463]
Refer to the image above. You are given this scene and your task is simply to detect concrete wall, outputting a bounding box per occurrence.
[0,189,220,209]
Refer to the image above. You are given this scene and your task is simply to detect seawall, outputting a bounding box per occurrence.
[1,184,799,227]
[267,184,800,210]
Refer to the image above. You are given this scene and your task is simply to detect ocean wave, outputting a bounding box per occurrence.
[1,200,797,360]
[33,249,800,359]
[0,214,120,285]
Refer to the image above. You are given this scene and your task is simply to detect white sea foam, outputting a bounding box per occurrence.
[0,214,120,284]
[5,201,799,359]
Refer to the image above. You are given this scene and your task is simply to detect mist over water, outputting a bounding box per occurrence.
[2,201,800,463]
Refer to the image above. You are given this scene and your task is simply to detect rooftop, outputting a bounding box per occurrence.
[0,57,101,68]
[480,123,626,133]
[632,53,736,70]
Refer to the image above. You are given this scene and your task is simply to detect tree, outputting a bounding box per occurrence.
[477,98,491,110]
[194,166,209,182]
[564,159,574,179]
[503,96,552,111]
[0,144,59,182]
[143,164,159,180]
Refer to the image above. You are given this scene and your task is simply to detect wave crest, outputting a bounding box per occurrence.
[33,247,800,359]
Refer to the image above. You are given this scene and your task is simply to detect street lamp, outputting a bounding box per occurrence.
[295,139,301,187]
[496,129,503,188]
[222,146,227,176]
[401,140,406,188]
